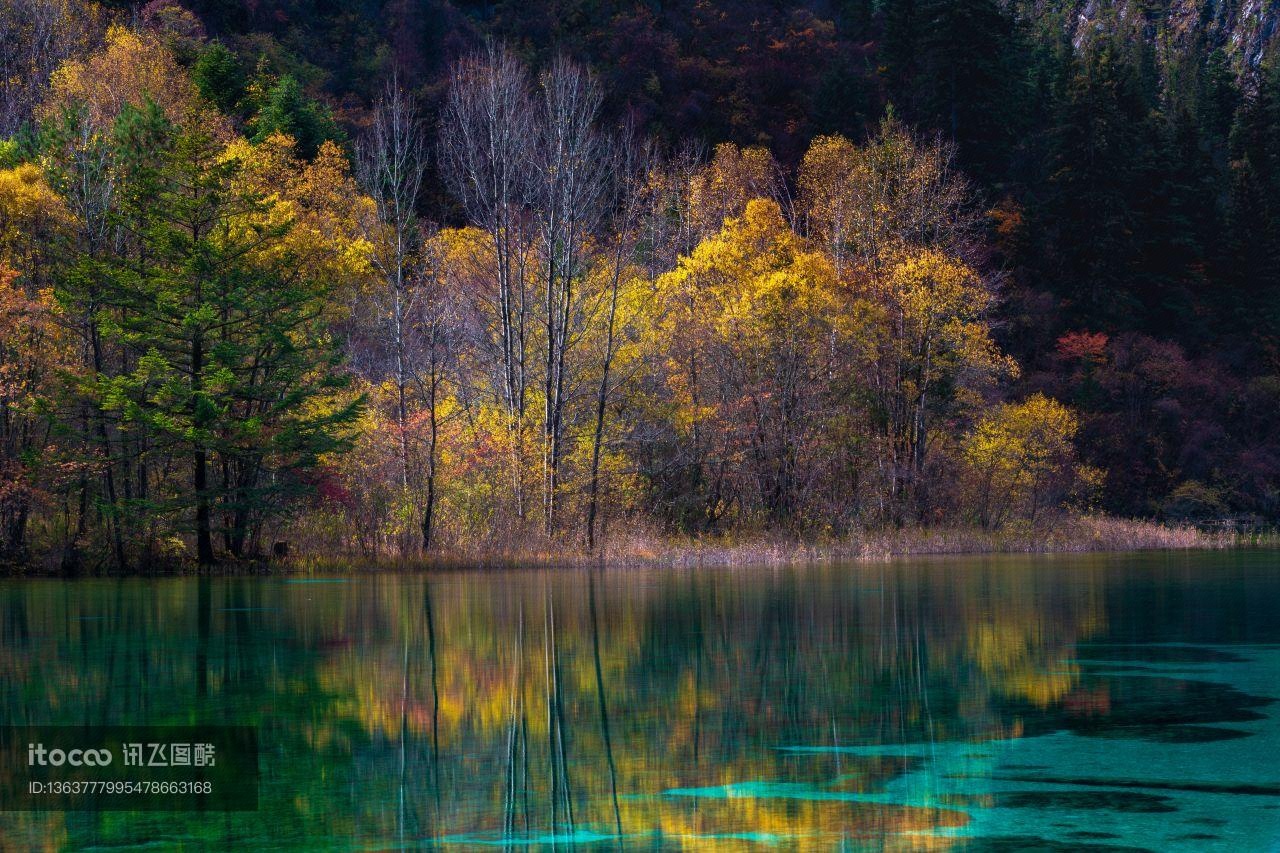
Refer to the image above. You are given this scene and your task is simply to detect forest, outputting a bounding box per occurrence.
[1,0,1278,569]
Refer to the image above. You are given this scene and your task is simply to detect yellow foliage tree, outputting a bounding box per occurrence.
[221,133,375,303]
[40,24,214,131]
[655,198,844,524]
[0,260,71,557]
[798,133,861,275]
[963,393,1097,527]
[857,247,1016,520]
[0,162,66,262]
[799,119,978,278]
[686,143,781,239]
[431,224,542,526]
[0,163,74,557]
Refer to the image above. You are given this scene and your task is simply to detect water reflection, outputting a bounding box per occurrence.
[0,551,1278,850]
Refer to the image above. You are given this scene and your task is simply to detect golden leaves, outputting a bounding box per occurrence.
[41,24,214,132]
[965,393,1079,478]
[222,133,374,294]
[686,143,779,238]
[0,163,67,248]
[963,393,1096,526]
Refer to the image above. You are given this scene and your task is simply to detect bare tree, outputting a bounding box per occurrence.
[585,128,650,551]
[440,47,614,537]
[440,42,537,522]
[533,55,609,535]
[0,0,99,136]
[406,231,456,552]
[358,77,428,494]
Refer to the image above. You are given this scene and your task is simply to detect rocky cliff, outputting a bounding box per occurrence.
[1022,0,1279,71]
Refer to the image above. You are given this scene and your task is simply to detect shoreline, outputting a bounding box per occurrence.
[1,516,1269,577]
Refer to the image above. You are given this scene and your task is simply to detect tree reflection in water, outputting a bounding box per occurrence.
[1,551,1278,849]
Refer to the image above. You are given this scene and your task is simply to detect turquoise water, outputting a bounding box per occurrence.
[0,550,1278,849]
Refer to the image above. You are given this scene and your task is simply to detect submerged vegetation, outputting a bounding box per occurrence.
[1,0,1278,570]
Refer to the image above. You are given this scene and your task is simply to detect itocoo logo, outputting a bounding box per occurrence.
[27,744,113,766]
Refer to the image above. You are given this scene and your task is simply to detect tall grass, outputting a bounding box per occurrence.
[586,515,1235,569]
[279,514,1249,573]
[17,514,1244,575]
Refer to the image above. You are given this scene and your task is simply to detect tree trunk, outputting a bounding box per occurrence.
[422,474,435,551]
[585,272,619,550]
[229,505,249,559]
[422,362,439,552]
[90,329,127,571]
[192,336,215,566]
[195,447,214,565]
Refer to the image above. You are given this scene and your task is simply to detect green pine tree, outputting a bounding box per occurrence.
[192,41,247,114]
[250,75,344,160]
[97,100,359,563]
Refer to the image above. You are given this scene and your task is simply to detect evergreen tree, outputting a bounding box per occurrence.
[192,41,247,114]
[1224,58,1280,360]
[251,75,344,160]
[809,54,872,139]
[1198,48,1238,145]
[880,0,923,115]
[98,101,359,562]
[916,0,1018,180]
[1132,108,1215,342]
[1035,35,1154,327]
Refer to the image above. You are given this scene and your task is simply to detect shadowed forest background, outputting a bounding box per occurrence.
[1,0,1279,568]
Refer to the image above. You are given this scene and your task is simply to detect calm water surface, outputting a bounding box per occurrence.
[2,550,1279,850]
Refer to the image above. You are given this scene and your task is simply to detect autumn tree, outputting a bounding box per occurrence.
[40,23,210,132]
[0,161,70,560]
[89,102,362,564]
[654,198,846,527]
[0,0,101,136]
[800,122,1002,522]
[963,393,1096,527]
[799,118,980,276]
[686,142,783,239]
[0,263,72,560]
[440,43,537,524]
[857,249,1014,521]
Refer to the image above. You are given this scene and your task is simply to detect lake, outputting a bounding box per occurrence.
[1,550,1279,850]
